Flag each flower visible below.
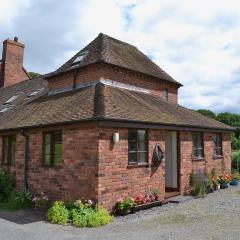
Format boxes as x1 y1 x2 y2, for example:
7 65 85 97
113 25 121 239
87 199 93 205
116 197 124 203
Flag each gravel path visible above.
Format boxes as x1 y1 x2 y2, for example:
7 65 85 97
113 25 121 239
1 186 240 240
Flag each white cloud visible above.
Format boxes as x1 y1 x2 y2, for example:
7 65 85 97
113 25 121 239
0 0 240 113
0 0 31 26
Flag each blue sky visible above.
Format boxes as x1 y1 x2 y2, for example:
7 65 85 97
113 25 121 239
0 0 240 113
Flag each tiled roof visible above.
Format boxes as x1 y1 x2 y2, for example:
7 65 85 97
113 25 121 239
0 79 233 131
45 33 182 86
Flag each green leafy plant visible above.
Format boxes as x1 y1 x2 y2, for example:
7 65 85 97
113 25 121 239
115 197 134 210
190 170 206 198
4 189 32 210
47 201 69 225
72 207 112 228
0 171 14 202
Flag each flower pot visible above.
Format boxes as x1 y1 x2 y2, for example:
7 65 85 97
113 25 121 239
133 201 162 213
214 184 220 190
117 208 131 216
230 179 239 186
220 183 228 189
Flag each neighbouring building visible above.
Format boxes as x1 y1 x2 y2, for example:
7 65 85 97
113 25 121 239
0 33 233 209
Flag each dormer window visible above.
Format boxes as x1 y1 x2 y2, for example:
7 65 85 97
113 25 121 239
72 51 87 65
27 88 44 98
4 95 19 104
162 88 168 101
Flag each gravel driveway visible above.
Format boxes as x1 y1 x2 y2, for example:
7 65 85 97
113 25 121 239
1 186 240 240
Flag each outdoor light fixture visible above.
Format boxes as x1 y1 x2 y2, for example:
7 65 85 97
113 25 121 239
112 133 119 143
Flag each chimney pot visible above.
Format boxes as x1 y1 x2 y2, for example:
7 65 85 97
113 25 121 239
14 37 18 42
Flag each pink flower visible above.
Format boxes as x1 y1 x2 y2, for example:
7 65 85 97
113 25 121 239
116 197 123 203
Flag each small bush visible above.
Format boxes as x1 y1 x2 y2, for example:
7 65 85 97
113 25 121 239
190 170 206 198
72 207 112 228
47 201 69 225
0 171 14 201
4 189 32 211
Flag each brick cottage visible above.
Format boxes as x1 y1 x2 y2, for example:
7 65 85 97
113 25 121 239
0 34 233 209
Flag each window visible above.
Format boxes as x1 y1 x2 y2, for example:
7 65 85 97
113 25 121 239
4 95 19 104
192 132 204 159
128 130 147 165
43 131 62 166
162 88 168 101
2 135 16 165
72 52 87 64
213 133 222 156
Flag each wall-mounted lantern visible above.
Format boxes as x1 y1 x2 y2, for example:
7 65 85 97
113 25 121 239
113 133 120 143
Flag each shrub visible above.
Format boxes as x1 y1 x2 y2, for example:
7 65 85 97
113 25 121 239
4 189 32 210
47 201 69 225
190 170 206 198
72 207 112 228
87 208 113 227
0 171 14 201
232 151 240 171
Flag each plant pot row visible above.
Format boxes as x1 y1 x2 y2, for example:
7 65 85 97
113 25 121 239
116 200 162 216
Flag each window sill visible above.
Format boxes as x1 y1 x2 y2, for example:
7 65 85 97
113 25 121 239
127 163 149 169
213 155 223 160
192 157 205 162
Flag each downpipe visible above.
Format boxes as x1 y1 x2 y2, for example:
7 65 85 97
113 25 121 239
21 129 29 191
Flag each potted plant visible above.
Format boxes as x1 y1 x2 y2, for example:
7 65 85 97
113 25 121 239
218 173 231 189
32 192 50 210
115 197 134 216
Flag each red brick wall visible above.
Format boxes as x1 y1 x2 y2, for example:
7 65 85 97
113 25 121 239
0 126 232 209
0 126 99 201
179 131 231 194
98 127 165 209
1 39 29 87
48 63 179 103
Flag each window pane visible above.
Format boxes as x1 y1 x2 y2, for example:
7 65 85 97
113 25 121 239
54 131 62 143
129 142 136 152
138 152 147 163
129 152 137 164
54 154 62 166
138 141 146 151
197 133 202 148
138 130 146 141
129 131 137 141
197 149 203 158
43 133 51 165
44 155 51 165
44 133 51 155
193 149 198 158
163 89 168 101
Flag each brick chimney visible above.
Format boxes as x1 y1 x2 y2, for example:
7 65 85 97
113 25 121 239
0 37 29 88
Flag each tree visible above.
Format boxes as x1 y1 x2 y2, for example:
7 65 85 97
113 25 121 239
28 72 41 79
196 109 216 119
216 112 240 128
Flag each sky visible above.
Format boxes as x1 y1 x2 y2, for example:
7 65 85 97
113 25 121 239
0 0 240 114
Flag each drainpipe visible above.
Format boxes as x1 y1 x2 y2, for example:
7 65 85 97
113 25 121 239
72 69 79 89
21 129 29 191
